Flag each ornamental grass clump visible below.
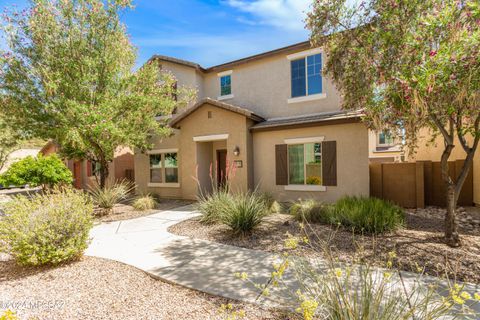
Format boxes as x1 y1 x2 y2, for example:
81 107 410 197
289 199 325 223
196 188 233 225
88 180 134 215
0 188 93 266
322 196 404 234
218 191 271 235
132 194 157 211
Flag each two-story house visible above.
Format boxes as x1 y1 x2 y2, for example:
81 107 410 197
134 41 370 202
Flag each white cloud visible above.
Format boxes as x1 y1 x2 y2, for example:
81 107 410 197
223 0 311 31
134 30 305 67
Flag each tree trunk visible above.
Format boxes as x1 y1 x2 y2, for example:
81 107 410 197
439 141 461 247
445 184 460 247
99 159 109 189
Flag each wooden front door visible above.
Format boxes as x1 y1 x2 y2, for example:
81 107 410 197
216 149 227 188
73 161 82 189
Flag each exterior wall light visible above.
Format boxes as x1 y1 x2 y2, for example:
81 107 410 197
233 146 240 156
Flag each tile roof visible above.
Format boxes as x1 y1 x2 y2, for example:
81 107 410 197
169 98 265 128
250 110 364 131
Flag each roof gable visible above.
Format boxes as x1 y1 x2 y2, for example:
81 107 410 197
169 98 265 129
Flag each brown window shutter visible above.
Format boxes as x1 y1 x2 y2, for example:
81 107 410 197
275 144 288 185
322 141 337 186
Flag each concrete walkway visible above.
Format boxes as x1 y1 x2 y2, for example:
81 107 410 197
85 205 293 306
86 205 480 314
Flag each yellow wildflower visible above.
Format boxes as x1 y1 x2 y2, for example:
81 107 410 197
386 261 393 268
298 299 319 320
388 251 397 259
284 237 299 250
452 295 465 305
474 293 480 301
383 272 392 279
334 268 343 278
460 291 472 300
262 288 270 296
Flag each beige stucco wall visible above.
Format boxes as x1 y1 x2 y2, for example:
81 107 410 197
134 130 183 198
412 128 479 206
252 122 370 203
135 104 253 200
159 61 203 110
202 53 342 119
368 130 403 161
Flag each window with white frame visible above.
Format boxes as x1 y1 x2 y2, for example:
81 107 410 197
288 142 322 185
377 131 394 146
291 53 322 98
220 75 231 96
149 152 178 183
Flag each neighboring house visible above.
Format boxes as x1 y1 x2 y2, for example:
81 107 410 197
368 130 404 163
0 148 41 174
410 128 479 206
40 141 134 189
134 41 370 202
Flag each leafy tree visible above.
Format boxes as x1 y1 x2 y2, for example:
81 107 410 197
0 112 22 172
307 0 480 246
0 0 192 188
0 154 73 189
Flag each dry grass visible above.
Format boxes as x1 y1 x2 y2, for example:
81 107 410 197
0 256 292 320
169 208 480 284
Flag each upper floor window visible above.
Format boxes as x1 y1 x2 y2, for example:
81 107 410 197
291 53 322 98
220 75 231 96
378 131 394 146
217 70 233 100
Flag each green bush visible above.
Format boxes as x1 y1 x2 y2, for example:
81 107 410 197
0 154 73 189
289 199 326 223
0 188 93 266
322 196 404 234
196 188 233 224
88 180 134 215
132 194 157 211
218 191 271 235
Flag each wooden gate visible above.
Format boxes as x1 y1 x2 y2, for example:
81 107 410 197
370 160 473 208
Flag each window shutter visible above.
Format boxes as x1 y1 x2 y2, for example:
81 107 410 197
322 141 337 186
275 144 288 185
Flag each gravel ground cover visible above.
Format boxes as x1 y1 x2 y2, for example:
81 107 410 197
96 199 194 223
169 207 480 284
0 256 293 320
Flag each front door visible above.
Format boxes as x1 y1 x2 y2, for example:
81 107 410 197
73 161 82 189
216 149 227 188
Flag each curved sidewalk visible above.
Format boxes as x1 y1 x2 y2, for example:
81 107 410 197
86 205 480 314
85 205 293 307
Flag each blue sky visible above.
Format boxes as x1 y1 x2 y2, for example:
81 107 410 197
0 0 311 67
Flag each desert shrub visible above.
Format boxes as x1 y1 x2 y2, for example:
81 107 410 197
132 194 157 211
196 188 233 224
289 199 326 223
0 188 93 266
322 196 404 234
218 191 271 234
240 233 479 320
0 154 72 189
88 180 134 215
258 192 283 213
